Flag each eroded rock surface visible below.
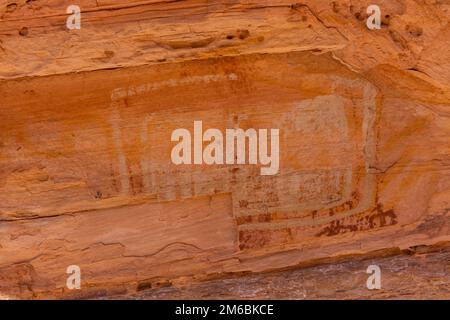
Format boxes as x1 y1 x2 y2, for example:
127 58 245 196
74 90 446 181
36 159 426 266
0 0 449 299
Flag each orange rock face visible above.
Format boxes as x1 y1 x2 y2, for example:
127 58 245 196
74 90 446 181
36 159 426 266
0 0 449 299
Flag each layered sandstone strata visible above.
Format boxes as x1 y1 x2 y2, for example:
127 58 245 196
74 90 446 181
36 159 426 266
0 0 449 299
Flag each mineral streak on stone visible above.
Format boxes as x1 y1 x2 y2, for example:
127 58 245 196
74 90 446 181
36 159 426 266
0 0 449 299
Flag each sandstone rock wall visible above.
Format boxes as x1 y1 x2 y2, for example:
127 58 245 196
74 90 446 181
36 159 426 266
0 0 449 299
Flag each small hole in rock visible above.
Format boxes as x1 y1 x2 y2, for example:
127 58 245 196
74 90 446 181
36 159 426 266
237 29 250 40
19 27 28 36
332 2 339 13
104 50 114 58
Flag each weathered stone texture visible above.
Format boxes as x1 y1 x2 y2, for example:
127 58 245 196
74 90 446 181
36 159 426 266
0 0 448 299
